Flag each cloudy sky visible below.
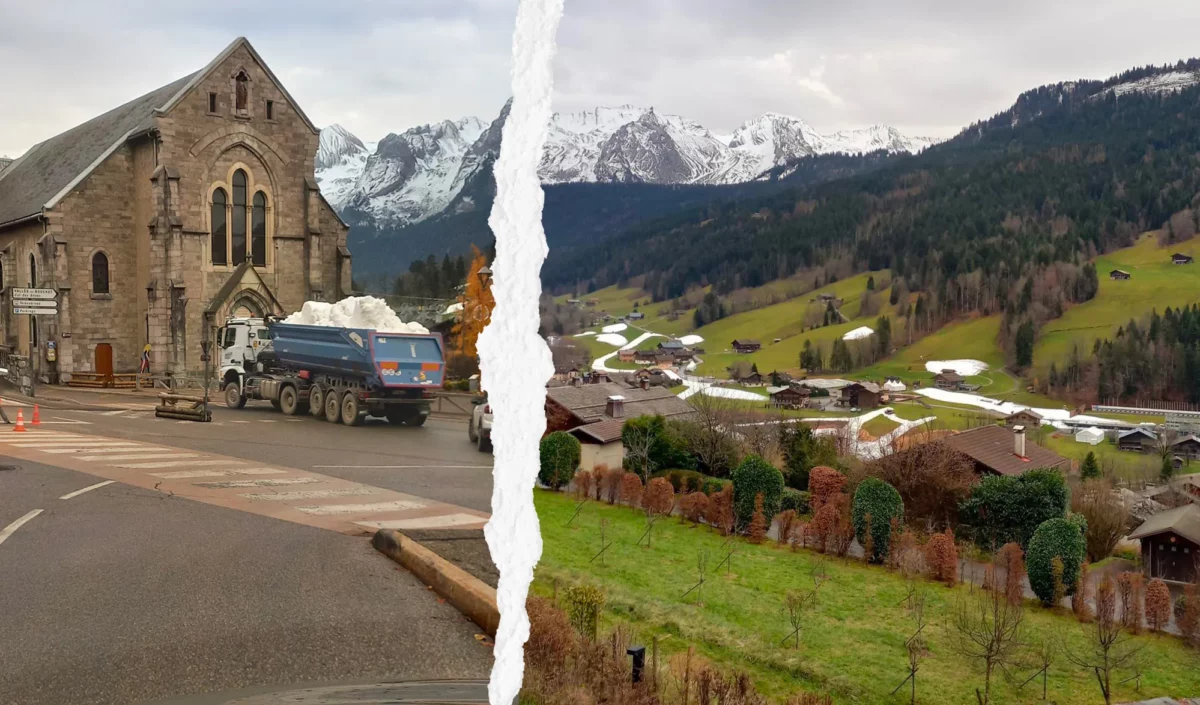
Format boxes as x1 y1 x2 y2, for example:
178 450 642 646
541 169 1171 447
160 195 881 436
553 0 1200 138
0 0 516 158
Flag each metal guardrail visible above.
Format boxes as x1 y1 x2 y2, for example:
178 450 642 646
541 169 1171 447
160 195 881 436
427 391 475 417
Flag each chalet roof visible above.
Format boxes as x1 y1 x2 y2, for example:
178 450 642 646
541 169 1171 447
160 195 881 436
935 370 964 382
1119 428 1158 441
1111 269 1131 275
1005 409 1044 421
1172 253 1194 260
546 382 694 423
1127 503 1200 546
766 386 793 395
732 339 760 346
942 424 1069 476
1171 434 1200 447
569 419 625 445
846 381 881 394
659 340 684 349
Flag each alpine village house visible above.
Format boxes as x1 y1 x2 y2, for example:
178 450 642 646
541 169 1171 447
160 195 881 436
0 38 350 384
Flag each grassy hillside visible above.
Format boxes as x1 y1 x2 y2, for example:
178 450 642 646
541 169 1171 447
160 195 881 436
1034 231 1200 368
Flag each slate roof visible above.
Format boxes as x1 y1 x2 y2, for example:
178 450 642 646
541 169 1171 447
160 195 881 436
1119 428 1158 441
935 370 964 383
1128 503 1200 546
942 424 1069 476
546 382 694 423
1005 409 1044 421
0 73 195 228
569 419 625 444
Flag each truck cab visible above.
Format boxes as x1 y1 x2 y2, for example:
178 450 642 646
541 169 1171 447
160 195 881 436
217 317 274 399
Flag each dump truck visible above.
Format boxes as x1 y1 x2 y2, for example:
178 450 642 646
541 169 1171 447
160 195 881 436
217 316 444 426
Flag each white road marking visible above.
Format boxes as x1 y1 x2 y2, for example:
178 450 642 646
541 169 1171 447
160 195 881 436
240 488 380 501
230 421 250 424
0 509 43 546
40 445 148 454
110 458 242 468
10 440 134 447
311 465 493 469
43 418 91 425
295 499 428 515
86 453 201 462
258 420 277 423
193 477 321 488
149 468 285 479
101 410 128 416
59 480 116 500
356 513 486 530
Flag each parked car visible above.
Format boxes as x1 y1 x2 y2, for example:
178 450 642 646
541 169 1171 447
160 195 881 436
468 393 492 452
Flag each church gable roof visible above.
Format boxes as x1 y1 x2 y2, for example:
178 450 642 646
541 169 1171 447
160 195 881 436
0 72 195 228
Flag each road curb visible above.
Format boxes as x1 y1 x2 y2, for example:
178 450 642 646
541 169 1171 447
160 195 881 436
371 528 499 636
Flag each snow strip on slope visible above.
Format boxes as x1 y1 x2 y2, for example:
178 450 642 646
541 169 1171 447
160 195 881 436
915 388 1110 429
283 296 429 334
574 331 596 337
591 331 664 372
595 333 628 346
843 326 874 341
601 322 628 333
679 334 704 345
924 359 988 376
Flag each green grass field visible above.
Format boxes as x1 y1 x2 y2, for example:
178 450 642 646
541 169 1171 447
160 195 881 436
861 415 900 437
1034 232 1200 370
533 491 1198 705
857 316 1005 384
1039 432 1170 484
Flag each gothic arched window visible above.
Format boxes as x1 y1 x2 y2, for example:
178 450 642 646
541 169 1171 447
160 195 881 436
211 188 228 265
252 192 267 266
92 252 110 294
231 170 247 266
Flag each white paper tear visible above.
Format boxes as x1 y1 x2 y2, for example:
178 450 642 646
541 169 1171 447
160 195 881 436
478 1 564 703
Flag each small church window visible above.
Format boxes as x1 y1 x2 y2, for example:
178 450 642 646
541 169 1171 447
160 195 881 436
92 252 109 294
235 71 249 113
208 92 218 113
251 192 267 266
29 254 36 287
266 100 274 120
211 189 228 265
231 170 247 266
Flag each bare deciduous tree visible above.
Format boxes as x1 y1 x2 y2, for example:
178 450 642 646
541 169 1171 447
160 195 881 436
684 390 739 476
1063 574 1143 705
1071 479 1129 562
948 566 1027 705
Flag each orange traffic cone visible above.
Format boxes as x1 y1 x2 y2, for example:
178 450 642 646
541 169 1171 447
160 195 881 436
13 409 26 432
31 404 40 427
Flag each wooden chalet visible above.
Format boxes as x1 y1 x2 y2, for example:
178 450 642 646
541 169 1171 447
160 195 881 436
732 339 761 354
1172 253 1195 265
767 385 810 409
941 424 1070 477
933 370 965 391
1118 428 1158 453
1004 409 1045 428
1109 269 1131 280
1128 504 1200 583
838 382 881 409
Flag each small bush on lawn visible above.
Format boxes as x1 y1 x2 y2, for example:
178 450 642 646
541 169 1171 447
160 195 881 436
573 469 593 500
706 484 735 535
620 472 643 508
1146 578 1172 632
644 477 676 516
781 488 811 515
926 529 958 585
657 468 708 493
748 494 768 544
539 432 580 490
808 466 846 512
810 493 853 556
776 509 797 546
851 478 904 563
600 465 624 504
680 491 709 524
701 477 730 495
1027 517 1086 607
731 455 785 531
562 584 605 640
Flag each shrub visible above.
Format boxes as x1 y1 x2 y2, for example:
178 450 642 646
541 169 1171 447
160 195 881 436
1050 557 1067 608
1118 571 1145 633
1178 583 1200 647
657 468 708 493
1080 451 1100 479
780 488 811 515
1027 518 1086 606
868 440 975 527
622 415 697 478
776 509 797 547
1071 479 1128 562
810 493 853 556
748 494 767 544
525 596 575 678
619 472 643 508
562 584 605 640
600 466 624 504
958 468 1069 550
731 455 785 531
590 465 605 501
1073 561 1092 622
701 477 729 496
706 484 735 535
643 477 675 516
539 432 580 490
679 491 709 523
779 425 840 490
573 469 594 500
1146 578 1172 632
851 478 904 563
926 529 958 585
995 542 1026 607
808 466 846 512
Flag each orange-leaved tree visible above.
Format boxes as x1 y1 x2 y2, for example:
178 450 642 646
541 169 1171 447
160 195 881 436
453 245 495 360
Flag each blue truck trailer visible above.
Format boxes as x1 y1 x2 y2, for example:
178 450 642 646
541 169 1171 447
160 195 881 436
218 316 445 427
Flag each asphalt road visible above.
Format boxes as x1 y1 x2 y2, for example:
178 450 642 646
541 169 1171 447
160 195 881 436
41 401 493 513
0 416 495 705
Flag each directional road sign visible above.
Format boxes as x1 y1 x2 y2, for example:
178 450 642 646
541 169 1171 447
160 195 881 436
10 288 56 300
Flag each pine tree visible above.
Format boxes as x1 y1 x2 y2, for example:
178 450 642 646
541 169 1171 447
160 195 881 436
1080 452 1100 480
866 275 875 290
1160 455 1175 482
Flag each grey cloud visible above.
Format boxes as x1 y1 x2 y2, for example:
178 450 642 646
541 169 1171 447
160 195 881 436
552 0 1200 137
0 0 516 157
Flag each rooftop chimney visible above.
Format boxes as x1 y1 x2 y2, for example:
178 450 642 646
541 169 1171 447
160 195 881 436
640 378 649 390
606 395 626 419
1013 425 1026 458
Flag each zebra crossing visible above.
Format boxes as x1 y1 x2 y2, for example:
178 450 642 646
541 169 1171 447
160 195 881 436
0 429 489 534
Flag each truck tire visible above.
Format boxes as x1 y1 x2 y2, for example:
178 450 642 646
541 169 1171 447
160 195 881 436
324 391 342 423
309 387 325 418
467 416 478 442
224 382 246 409
477 433 492 453
385 410 405 425
341 392 364 426
271 399 283 412
279 386 300 416
406 413 428 427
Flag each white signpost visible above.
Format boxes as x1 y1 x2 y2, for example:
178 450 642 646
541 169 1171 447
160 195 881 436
11 288 58 316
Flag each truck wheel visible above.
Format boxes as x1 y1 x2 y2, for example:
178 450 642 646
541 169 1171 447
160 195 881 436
385 410 404 425
309 387 325 418
477 433 492 453
325 391 342 423
279 386 300 416
271 399 283 412
341 392 363 426
406 413 428 427
467 417 478 442
224 382 246 409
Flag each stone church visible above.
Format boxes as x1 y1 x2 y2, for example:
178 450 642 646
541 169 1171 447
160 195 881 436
0 37 350 383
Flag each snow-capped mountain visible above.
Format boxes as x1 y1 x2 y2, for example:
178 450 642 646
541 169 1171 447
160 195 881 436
315 105 936 227
316 116 486 227
538 106 938 185
1095 69 1200 99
